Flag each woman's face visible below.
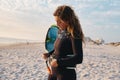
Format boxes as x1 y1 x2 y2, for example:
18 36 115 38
55 16 68 30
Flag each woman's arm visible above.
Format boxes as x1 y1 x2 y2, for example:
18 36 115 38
57 38 83 67
42 49 54 60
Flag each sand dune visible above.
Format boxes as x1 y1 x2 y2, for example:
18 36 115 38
0 43 120 80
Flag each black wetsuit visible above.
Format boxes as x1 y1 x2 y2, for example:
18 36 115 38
48 30 83 80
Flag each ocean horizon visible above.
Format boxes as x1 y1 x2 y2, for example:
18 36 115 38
0 37 42 45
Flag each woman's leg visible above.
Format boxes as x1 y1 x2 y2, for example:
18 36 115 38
48 74 57 80
57 69 76 80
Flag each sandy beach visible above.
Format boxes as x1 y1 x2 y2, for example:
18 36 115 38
0 43 120 80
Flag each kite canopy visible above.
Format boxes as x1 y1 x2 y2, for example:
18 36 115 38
45 25 59 52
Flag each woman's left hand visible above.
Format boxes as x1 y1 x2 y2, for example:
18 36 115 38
50 59 58 67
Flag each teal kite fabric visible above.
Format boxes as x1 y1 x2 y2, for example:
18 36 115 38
45 25 58 52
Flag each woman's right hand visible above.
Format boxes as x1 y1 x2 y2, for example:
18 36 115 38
42 53 49 60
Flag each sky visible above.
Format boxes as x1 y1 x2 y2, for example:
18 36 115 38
0 0 120 43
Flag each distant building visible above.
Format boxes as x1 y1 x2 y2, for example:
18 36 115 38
94 39 105 45
85 37 105 45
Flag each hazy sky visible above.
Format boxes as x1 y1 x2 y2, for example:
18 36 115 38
0 0 120 42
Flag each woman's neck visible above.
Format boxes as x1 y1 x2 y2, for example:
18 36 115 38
60 27 67 30
60 28 67 32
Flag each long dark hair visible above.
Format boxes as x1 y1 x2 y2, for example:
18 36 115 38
53 5 84 42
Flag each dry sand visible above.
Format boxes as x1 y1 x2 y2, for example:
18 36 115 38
0 43 120 80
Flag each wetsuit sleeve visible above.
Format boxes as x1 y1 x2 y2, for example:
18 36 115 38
57 38 83 67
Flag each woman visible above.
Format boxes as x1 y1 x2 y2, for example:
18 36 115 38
43 5 84 80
